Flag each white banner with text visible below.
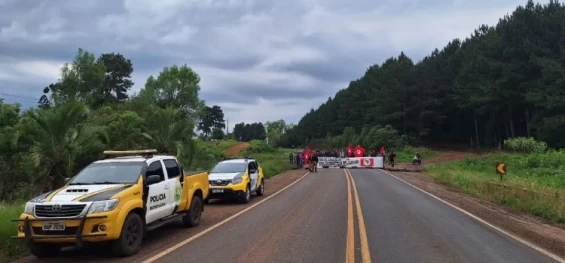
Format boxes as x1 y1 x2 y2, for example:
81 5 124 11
316 157 384 169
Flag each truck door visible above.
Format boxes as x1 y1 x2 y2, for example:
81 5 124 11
248 161 259 192
145 161 170 224
163 159 183 214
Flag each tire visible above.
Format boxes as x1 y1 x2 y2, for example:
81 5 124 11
28 242 60 258
182 195 203 227
111 212 144 257
240 185 251 203
256 179 264 196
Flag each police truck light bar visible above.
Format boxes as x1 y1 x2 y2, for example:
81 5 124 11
103 149 158 158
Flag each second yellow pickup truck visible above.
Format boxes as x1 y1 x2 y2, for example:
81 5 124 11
13 150 209 258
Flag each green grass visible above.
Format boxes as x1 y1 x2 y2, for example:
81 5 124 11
425 150 565 224
208 139 240 152
252 149 295 179
0 202 26 263
394 146 440 163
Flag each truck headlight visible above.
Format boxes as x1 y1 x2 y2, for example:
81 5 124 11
23 202 35 215
232 177 243 184
88 199 119 214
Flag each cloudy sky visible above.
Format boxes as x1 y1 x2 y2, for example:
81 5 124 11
0 0 538 131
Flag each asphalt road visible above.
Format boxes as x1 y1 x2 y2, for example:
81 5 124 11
15 168 560 263
350 169 556 263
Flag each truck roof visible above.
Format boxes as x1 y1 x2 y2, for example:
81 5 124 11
220 158 255 164
95 155 176 164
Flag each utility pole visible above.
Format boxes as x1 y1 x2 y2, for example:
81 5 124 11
226 119 229 135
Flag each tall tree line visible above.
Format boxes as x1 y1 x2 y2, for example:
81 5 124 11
282 1 565 148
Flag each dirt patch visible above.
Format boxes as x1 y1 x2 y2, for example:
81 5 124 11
390 171 565 259
224 142 250 156
13 169 308 263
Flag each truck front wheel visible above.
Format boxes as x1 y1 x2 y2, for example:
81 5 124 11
112 212 144 257
256 179 264 196
28 242 60 258
182 195 202 227
239 185 251 203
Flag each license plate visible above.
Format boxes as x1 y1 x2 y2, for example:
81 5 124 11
212 189 224 193
42 221 65 231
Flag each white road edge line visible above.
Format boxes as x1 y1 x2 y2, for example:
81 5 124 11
379 169 565 263
142 171 311 263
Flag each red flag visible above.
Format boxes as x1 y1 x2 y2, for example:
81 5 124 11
354 145 365 157
303 148 311 163
347 145 354 157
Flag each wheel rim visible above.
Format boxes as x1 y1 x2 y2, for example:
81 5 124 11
246 187 250 200
125 220 140 247
260 182 264 192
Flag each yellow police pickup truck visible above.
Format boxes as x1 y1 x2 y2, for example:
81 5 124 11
13 150 209 258
206 157 265 204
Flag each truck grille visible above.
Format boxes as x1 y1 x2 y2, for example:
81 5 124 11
35 204 87 218
32 227 79 235
209 180 231 186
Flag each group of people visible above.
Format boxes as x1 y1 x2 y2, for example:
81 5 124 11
289 148 423 169
289 152 319 172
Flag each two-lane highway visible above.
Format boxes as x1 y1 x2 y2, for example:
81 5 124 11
16 169 561 263
147 168 558 263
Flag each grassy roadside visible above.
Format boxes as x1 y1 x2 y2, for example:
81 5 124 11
395 146 441 163
0 202 26 263
240 140 294 178
425 150 565 224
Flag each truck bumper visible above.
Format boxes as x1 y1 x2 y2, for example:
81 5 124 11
12 215 110 247
208 189 246 199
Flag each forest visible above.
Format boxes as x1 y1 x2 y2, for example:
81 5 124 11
0 48 276 202
280 0 565 150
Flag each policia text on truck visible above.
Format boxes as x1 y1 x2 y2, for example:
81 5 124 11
12 149 210 258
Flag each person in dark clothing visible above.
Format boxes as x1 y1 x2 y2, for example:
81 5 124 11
310 153 319 172
389 151 396 167
289 152 294 164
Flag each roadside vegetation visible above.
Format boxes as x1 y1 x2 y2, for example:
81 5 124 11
0 49 294 262
426 137 565 224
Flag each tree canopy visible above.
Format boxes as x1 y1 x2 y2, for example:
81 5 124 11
281 0 565 149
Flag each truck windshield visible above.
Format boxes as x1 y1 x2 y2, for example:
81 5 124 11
69 162 146 185
210 162 247 173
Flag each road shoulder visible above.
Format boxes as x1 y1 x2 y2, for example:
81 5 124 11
389 170 565 260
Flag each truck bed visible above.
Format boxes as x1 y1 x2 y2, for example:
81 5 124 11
184 170 207 176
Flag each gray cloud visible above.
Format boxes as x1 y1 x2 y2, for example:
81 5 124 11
0 0 532 130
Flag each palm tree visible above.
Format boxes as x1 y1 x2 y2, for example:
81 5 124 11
142 106 196 166
17 102 108 191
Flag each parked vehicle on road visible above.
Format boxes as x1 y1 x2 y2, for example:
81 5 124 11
13 149 209 258
206 157 265 203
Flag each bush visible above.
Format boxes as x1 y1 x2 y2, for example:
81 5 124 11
504 137 548 153
247 140 275 153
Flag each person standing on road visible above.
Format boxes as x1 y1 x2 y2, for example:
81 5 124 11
289 152 294 164
389 150 396 167
310 153 319 172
